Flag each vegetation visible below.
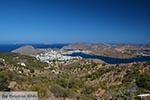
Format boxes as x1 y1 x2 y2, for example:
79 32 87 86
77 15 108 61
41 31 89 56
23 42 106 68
0 52 150 99
0 52 48 70
0 72 9 91
136 74 150 90
87 67 112 80
29 84 49 98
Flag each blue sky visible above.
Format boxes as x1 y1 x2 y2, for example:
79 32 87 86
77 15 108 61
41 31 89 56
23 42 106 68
0 0 149 44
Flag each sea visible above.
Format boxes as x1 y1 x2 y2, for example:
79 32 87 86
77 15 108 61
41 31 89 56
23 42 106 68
0 44 68 52
0 44 150 64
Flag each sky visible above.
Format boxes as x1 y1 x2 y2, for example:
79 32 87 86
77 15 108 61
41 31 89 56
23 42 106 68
0 0 149 44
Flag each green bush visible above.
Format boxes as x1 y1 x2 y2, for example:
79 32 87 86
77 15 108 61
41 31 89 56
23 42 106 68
68 79 84 89
0 72 9 91
50 85 64 97
29 84 48 98
81 85 96 95
136 74 150 89
50 84 77 99
56 78 68 88
87 68 112 80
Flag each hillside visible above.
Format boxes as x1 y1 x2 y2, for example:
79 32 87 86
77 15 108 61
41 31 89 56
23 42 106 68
12 45 43 55
62 43 150 58
0 52 150 100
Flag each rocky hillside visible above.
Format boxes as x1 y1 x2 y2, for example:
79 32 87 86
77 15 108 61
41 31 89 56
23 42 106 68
11 43 150 58
12 45 43 55
0 52 150 100
62 43 150 58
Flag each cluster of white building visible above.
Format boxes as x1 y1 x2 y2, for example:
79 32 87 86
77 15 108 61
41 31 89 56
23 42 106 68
35 50 81 64
62 49 90 54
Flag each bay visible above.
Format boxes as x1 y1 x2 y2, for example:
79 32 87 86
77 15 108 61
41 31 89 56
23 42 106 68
66 52 150 64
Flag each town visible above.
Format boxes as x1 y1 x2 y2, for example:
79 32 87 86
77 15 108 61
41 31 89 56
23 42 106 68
35 49 84 65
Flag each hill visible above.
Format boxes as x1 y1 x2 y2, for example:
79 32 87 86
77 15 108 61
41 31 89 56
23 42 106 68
0 52 150 100
62 43 150 58
12 45 43 55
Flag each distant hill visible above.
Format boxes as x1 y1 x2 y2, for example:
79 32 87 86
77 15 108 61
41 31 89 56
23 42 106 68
12 45 43 55
62 42 150 58
12 43 150 58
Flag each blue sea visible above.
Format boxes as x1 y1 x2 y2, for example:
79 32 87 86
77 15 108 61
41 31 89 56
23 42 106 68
0 44 68 52
66 52 150 64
